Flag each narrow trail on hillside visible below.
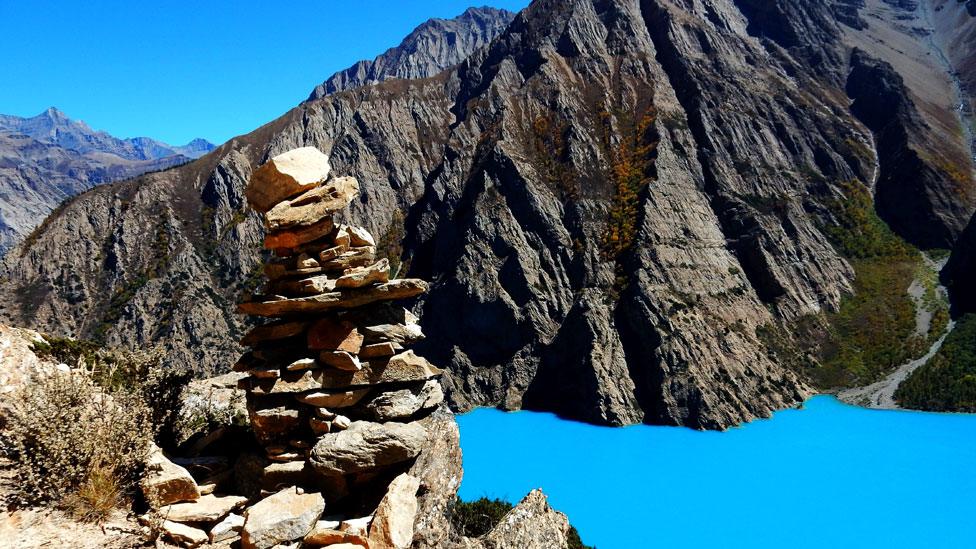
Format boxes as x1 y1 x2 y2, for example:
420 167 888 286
839 255 955 409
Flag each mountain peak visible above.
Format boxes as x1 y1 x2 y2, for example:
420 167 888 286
307 5 516 101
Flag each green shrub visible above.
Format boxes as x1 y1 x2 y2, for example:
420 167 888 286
452 497 513 538
807 180 928 387
896 314 976 411
0 369 153 519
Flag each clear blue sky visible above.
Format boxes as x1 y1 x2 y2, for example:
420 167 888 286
0 1 528 146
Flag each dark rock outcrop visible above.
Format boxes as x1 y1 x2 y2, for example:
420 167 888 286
947 214 976 313
3 0 976 429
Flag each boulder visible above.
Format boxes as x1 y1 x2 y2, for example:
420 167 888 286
248 404 302 444
159 493 248 523
161 520 209 548
335 259 390 289
265 176 360 231
242 487 326 549
238 279 427 317
368 473 421 549
210 513 246 543
309 421 426 476
246 147 332 212
141 446 200 507
355 380 444 421
264 247 375 280
265 217 335 250
245 351 443 394
307 319 364 353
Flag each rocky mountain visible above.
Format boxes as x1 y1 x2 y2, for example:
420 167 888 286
307 7 515 100
0 108 215 253
2 0 975 430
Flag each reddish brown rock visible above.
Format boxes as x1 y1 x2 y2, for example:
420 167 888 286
264 217 335 250
319 351 362 372
359 342 397 359
241 321 309 346
307 319 364 353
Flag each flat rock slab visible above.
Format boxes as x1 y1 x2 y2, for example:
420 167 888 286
238 279 427 317
241 321 309 346
309 421 427 476
295 389 371 408
242 487 325 549
246 147 332 212
210 513 246 543
245 351 443 394
335 258 390 289
159 493 248 523
265 176 359 231
303 526 369 547
265 217 335 250
162 520 208 548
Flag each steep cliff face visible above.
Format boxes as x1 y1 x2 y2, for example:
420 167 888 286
3 0 975 429
0 108 214 253
307 7 515 100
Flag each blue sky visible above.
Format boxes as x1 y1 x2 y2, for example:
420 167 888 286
0 1 528 146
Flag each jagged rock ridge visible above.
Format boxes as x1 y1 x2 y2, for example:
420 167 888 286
0 107 215 253
307 6 515 100
2 0 975 430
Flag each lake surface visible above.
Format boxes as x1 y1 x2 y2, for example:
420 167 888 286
457 396 976 548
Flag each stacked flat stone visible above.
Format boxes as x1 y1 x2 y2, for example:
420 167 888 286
233 147 443 547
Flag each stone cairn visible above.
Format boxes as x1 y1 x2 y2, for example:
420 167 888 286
142 147 445 549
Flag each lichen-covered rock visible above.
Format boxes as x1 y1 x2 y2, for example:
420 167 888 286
482 489 572 549
354 380 443 421
309 421 426 476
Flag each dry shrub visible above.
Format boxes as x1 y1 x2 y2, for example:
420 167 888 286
0 368 153 519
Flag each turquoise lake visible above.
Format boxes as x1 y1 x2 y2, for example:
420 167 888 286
457 396 976 548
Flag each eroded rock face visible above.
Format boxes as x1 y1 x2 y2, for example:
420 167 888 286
5 0 975 430
481 490 573 549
